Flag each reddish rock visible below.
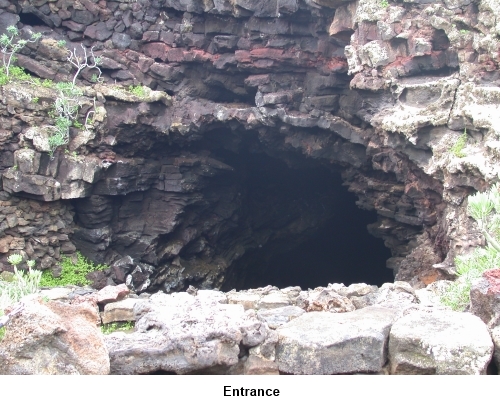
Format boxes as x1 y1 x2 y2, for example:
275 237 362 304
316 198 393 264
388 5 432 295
0 296 109 375
470 273 500 328
483 269 500 294
142 42 171 61
95 284 130 304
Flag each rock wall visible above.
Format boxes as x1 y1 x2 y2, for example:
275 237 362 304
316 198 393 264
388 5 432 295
0 0 498 290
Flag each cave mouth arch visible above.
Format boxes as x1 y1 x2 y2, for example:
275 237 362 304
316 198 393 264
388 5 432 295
199 140 394 292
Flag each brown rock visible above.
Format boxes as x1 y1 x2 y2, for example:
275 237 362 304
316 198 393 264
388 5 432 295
95 284 130 304
0 235 13 253
243 355 279 375
16 55 57 80
0 296 110 374
470 272 500 329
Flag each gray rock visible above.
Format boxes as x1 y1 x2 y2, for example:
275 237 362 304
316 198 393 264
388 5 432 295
105 291 267 374
257 305 305 329
243 355 279 375
227 290 261 310
259 291 291 309
112 32 132 50
101 298 140 324
276 306 398 374
2 168 62 201
389 310 493 374
84 22 113 41
300 288 356 313
39 287 72 301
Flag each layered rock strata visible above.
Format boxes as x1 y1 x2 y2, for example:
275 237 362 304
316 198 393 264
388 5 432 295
0 0 499 290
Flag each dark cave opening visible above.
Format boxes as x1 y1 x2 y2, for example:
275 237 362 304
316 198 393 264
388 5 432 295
19 12 47 27
243 196 394 290
208 140 393 291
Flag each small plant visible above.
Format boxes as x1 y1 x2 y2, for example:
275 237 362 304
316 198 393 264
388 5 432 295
380 0 389 8
57 39 66 48
47 44 100 157
1 254 42 312
128 85 146 97
101 321 135 335
450 128 468 158
48 82 84 158
32 96 39 103
90 73 102 83
41 78 54 88
440 185 500 310
40 251 106 287
179 18 193 33
7 254 23 270
66 43 102 87
0 26 41 77
460 29 469 34
73 120 84 129
0 65 35 86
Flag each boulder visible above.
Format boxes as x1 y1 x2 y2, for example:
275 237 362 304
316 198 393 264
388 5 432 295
0 296 109 375
470 269 500 328
95 284 130 304
101 298 140 324
105 291 267 374
389 310 493 374
276 306 398 374
2 168 62 201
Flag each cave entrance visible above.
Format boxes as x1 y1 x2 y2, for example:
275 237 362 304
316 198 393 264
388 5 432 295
232 198 393 291
209 143 393 291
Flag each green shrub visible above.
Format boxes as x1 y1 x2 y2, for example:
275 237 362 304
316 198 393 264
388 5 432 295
441 246 500 310
128 85 146 97
440 185 500 310
101 321 135 335
450 129 468 158
0 254 42 341
1 255 41 307
0 25 41 77
40 251 106 287
48 82 84 157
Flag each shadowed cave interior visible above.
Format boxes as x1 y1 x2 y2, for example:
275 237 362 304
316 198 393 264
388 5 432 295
73 130 394 292
198 138 394 291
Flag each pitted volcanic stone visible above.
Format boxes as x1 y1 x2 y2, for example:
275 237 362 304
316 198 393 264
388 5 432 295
276 306 398 374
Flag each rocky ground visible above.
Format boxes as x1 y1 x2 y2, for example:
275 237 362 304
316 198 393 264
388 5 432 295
1 271 500 375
